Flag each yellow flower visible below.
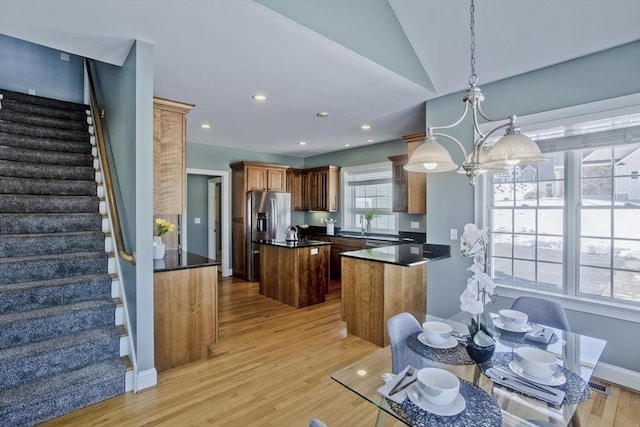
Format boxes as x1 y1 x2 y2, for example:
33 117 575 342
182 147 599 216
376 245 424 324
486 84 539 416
155 218 175 236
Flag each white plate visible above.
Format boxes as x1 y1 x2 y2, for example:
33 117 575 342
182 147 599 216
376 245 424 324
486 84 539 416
418 333 458 349
508 360 566 386
407 384 466 416
493 319 533 333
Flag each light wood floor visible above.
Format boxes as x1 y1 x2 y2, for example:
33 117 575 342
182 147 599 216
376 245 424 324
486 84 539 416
41 276 639 426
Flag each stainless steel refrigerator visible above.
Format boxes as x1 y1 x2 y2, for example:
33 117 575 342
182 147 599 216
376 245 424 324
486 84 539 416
246 191 292 282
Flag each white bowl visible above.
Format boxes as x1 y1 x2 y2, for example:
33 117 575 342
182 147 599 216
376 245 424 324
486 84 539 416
422 321 452 345
499 309 528 329
515 347 558 379
416 368 460 406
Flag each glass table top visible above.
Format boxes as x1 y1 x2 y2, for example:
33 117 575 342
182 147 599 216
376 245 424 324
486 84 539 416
331 314 606 427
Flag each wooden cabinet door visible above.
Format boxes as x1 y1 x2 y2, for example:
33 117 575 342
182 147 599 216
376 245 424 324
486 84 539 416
231 219 245 278
390 155 409 212
287 170 306 211
267 168 286 192
246 166 267 191
153 98 193 214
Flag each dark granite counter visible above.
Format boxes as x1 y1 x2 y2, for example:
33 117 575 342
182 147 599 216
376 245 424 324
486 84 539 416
298 225 425 244
153 250 221 273
254 239 333 248
340 243 450 267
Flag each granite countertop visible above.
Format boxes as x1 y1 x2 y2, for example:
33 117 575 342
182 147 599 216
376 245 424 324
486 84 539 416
254 239 333 248
340 243 451 267
153 250 221 273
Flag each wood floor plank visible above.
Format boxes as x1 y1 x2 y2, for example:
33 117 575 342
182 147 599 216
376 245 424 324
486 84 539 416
39 276 636 427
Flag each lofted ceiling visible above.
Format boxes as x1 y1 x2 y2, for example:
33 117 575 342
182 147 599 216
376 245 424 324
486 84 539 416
0 0 638 158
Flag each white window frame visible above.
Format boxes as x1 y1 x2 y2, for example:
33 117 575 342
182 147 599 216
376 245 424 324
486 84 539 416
341 162 398 233
476 94 640 323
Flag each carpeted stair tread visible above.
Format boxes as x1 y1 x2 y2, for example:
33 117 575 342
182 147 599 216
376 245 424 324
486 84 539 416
0 109 89 132
0 194 99 214
0 176 96 196
0 88 89 112
0 131 91 154
0 213 102 234
0 159 95 181
0 273 112 315
0 299 115 349
0 326 120 390
0 143 93 166
0 231 105 258
0 251 108 285
0 118 90 143
0 358 125 427
0 98 88 122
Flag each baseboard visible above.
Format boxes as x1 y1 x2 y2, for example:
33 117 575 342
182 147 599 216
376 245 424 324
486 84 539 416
594 362 640 392
135 368 157 392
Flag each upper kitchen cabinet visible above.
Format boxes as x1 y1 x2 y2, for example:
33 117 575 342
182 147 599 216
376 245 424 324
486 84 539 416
307 165 339 212
287 169 308 211
389 133 427 214
244 163 288 192
153 97 194 214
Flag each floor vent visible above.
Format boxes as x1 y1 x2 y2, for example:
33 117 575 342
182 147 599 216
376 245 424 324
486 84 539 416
589 381 610 395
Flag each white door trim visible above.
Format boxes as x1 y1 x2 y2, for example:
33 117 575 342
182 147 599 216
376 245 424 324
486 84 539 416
186 168 232 277
207 178 221 260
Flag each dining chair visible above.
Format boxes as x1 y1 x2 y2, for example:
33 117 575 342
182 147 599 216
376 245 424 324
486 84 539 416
511 296 571 331
387 312 425 374
309 419 328 427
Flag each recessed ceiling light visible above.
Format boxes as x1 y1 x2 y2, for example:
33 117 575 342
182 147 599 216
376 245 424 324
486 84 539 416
317 112 329 118
361 124 371 130
298 141 306 145
367 139 373 143
345 144 350 147
252 94 267 101
200 124 211 129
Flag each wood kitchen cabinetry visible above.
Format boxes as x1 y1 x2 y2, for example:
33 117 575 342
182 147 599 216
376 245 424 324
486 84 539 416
230 161 289 278
287 169 308 211
391 133 427 214
154 265 218 372
306 165 339 212
153 97 194 215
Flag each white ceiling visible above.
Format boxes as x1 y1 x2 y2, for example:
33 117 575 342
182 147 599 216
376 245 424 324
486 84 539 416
1 0 638 158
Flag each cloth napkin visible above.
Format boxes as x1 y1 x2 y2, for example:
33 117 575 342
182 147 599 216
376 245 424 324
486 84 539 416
486 368 565 406
525 327 556 344
376 365 415 404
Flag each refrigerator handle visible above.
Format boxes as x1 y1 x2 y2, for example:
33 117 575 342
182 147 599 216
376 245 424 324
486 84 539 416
271 197 277 238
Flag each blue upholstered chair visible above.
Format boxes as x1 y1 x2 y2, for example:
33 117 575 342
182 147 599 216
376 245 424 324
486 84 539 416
511 296 571 331
309 419 328 427
387 312 425 374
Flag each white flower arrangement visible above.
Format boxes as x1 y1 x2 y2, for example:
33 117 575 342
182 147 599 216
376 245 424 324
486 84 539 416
459 223 496 346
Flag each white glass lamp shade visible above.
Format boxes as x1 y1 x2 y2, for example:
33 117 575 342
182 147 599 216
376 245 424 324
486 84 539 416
404 140 458 173
484 132 545 168
458 147 506 174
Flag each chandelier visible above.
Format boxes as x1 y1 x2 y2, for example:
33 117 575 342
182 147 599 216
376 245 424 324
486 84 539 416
404 0 545 185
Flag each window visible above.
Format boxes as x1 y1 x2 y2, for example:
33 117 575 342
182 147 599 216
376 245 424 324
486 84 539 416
341 163 396 232
484 109 640 308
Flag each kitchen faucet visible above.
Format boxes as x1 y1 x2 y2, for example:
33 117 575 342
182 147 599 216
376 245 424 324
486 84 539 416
360 214 366 235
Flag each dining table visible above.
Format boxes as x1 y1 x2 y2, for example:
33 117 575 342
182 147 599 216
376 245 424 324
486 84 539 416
331 313 607 427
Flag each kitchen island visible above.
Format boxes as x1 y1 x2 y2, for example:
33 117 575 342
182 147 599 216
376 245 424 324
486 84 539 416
256 239 332 308
340 243 450 347
153 251 221 372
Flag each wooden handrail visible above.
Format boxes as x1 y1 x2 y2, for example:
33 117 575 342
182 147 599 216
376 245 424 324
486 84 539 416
85 59 136 264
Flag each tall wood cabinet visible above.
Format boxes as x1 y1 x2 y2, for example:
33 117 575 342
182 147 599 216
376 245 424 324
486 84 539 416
230 162 289 278
287 169 308 211
153 97 194 215
389 133 427 214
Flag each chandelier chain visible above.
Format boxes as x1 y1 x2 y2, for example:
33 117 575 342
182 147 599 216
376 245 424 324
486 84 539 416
469 0 477 86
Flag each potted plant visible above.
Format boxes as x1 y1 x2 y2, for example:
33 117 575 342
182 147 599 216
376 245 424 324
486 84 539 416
363 209 378 232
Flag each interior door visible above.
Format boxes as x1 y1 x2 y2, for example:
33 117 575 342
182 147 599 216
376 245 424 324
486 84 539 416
208 178 222 260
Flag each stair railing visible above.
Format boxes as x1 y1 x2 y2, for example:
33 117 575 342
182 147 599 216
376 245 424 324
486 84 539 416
85 59 136 264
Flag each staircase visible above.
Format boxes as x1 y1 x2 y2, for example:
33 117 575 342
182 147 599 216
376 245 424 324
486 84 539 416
0 89 129 426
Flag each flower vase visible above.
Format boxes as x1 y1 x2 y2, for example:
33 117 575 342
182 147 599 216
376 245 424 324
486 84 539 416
366 220 372 232
153 236 166 260
465 339 496 364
